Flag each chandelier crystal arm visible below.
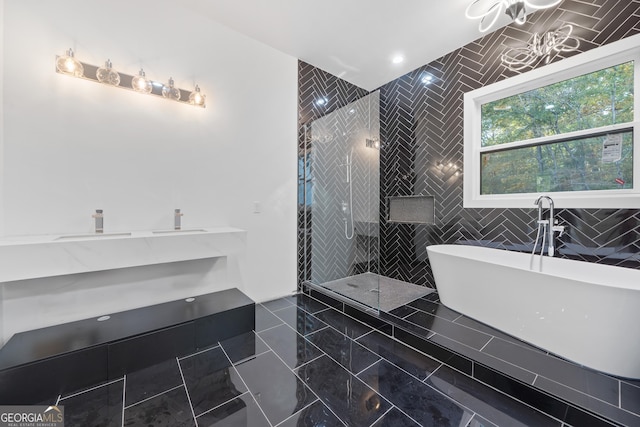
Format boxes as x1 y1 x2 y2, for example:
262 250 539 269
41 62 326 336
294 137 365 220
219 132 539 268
478 2 506 33
466 0 563 33
524 0 562 10
466 0 509 19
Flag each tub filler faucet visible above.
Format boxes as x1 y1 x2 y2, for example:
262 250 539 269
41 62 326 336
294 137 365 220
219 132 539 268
92 209 104 234
534 195 564 256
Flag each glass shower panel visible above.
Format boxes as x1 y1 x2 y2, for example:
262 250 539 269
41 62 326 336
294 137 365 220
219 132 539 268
306 91 380 311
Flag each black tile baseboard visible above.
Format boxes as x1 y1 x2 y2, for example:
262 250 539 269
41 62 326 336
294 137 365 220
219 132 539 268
0 288 255 404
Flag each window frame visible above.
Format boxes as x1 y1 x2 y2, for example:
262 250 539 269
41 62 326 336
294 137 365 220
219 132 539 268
464 33 640 209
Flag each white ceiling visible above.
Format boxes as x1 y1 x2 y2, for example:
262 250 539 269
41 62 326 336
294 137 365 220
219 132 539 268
182 0 512 91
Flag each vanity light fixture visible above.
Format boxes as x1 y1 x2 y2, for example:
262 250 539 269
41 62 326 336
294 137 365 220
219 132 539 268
162 77 181 101
188 84 206 107
501 24 580 71
131 68 153 94
465 0 562 33
54 49 206 108
96 59 121 86
55 48 84 77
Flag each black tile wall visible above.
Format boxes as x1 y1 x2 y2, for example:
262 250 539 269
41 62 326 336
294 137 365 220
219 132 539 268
298 0 640 289
298 61 369 133
378 0 640 286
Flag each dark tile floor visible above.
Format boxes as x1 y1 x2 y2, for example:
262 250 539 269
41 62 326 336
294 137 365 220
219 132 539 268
384 292 640 427
40 292 614 426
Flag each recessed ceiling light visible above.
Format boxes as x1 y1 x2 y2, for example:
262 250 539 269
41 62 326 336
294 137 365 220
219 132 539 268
392 55 404 64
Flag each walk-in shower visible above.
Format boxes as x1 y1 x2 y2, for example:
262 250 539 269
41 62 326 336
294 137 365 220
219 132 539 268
300 91 431 312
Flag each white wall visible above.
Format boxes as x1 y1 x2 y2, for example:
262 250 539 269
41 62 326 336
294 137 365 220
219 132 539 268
0 0 4 331
1 0 298 311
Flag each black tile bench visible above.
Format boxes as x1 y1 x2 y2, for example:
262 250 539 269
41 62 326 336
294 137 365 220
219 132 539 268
0 288 255 404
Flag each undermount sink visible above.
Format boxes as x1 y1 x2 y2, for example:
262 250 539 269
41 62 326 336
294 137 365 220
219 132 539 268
152 229 207 234
55 232 132 241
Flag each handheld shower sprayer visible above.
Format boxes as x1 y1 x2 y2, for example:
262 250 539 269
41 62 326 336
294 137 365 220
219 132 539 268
345 152 351 183
342 148 354 240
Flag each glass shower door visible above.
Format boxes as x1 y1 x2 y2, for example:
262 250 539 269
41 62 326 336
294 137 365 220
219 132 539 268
304 91 380 311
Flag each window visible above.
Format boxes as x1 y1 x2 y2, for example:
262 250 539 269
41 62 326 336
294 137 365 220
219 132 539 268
464 34 640 208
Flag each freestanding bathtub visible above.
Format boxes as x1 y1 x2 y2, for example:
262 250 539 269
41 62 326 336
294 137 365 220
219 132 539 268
426 244 640 379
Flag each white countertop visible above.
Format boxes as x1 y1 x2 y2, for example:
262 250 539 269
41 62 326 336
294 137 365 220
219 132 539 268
0 227 246 282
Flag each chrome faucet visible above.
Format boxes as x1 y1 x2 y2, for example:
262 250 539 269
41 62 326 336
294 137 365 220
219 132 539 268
92 209 104 234
174 209 183 230
534 195 564 256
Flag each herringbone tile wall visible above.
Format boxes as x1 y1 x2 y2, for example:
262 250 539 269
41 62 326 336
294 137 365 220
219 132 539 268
299 0 640 288
380 0 640 287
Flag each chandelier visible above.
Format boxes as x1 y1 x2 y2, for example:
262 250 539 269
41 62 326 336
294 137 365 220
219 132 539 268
501 24 580 71
465 0 563 33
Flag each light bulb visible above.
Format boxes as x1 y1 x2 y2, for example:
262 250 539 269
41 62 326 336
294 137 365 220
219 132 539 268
131 68 152 94
96 59 120 86
188 85 206 107
56 48 84 77
162 77 181 101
